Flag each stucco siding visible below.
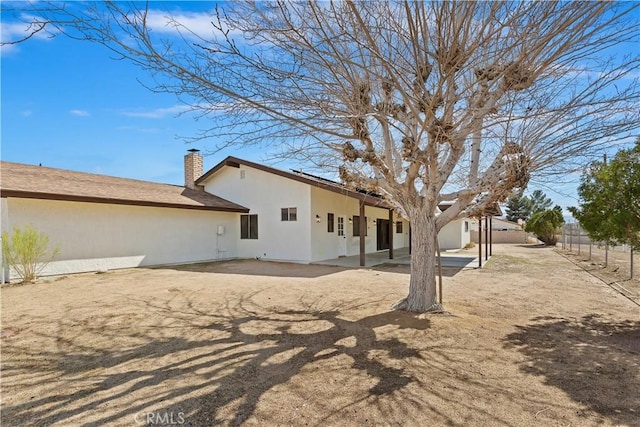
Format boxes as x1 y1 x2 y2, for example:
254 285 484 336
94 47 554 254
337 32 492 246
2 198 238 279
438 220 470 251
203 166 312 262
309 187 408 262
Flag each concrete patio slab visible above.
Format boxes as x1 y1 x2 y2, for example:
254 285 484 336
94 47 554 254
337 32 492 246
312 247 485 269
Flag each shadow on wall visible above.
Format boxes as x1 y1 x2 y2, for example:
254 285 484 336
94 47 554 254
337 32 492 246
504 314 640 426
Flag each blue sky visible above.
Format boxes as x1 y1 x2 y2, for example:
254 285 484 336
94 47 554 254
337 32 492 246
1 2 637 217
1 2 278 185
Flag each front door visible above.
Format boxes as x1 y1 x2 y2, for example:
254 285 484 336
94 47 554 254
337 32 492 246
377 219 390 250
337 216 347 257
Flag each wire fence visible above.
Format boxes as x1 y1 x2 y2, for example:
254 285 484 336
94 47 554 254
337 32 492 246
560 223 637 282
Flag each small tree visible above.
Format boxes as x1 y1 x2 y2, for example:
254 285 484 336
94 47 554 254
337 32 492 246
569 140 640 251
1 225 60 283
525 207 564 245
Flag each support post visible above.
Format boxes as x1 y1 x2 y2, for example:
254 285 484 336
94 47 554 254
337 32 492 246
484 216 489 261
359 201 366 267
478 216 483 268
631 248 634 280
489 216 493 256
388 209 394 260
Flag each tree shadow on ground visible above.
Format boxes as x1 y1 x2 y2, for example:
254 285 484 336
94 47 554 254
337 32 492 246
158 259 349 278
503 314 640 425
1 294 428 426
371 263 464 277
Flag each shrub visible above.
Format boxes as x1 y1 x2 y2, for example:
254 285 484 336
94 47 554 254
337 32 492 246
524 208 564 246
1 225 60 283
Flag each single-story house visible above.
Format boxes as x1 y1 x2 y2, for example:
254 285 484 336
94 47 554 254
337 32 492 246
1 150 478 280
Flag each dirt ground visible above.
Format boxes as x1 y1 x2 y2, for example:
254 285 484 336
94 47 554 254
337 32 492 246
558 245 640 301
1 244 639 427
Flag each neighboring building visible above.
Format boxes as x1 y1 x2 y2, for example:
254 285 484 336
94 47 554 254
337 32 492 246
469 216 526 244
1 151 480 280
469 217 522 231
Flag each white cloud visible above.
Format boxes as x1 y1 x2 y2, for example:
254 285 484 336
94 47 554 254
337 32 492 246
69 109 91 117
145 9 218 40
1 14 57 56
144 8 243 41
121 105 191 119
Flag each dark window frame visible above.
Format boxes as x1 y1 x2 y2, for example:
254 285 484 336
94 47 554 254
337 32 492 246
396 221 403 234
241 214 259 239
327 213 335 233
353 215 368 237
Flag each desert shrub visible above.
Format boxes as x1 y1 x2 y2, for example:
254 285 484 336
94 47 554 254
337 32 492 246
1 225 60 283
464 241 476 249
525 208 564 246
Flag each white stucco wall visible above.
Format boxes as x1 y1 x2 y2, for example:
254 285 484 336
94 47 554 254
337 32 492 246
202 165 409 263
438 219 470 251
203 165 313 262
309 187 408 262
2 197 239 280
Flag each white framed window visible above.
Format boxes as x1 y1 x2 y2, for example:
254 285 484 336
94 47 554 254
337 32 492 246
281 207 297 221
337 216 345 236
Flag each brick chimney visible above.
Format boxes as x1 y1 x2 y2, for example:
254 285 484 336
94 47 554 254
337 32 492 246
184 149 203 189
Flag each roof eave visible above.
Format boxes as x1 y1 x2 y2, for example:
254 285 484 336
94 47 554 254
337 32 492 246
0 190 250 213
197 156 393 209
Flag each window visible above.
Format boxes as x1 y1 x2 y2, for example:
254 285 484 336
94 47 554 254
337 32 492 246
353 216 368 236
464 221 469 232
327 213 335 232
281 207 297 221
396 221 403 234
241 214 258 239
337 216 345 236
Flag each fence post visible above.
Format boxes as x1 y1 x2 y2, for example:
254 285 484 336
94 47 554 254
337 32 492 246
589 238 592 260
631 248 635 280
569 224 573 251
577 225 581 255
605 243 609 267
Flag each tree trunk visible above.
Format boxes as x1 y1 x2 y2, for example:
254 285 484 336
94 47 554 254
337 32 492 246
393 211 440 312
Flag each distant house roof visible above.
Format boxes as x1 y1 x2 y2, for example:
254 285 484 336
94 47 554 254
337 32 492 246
0 161 249 213
197 156 391 208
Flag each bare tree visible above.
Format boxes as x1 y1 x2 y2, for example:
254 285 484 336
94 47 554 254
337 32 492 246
6 1 639 312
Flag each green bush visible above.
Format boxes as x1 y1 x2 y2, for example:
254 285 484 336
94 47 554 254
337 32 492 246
2 225 60 283
524 208 564 246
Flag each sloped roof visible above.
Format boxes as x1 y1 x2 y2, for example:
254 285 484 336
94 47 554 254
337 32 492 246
196 156 391 208
0 161 249 213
